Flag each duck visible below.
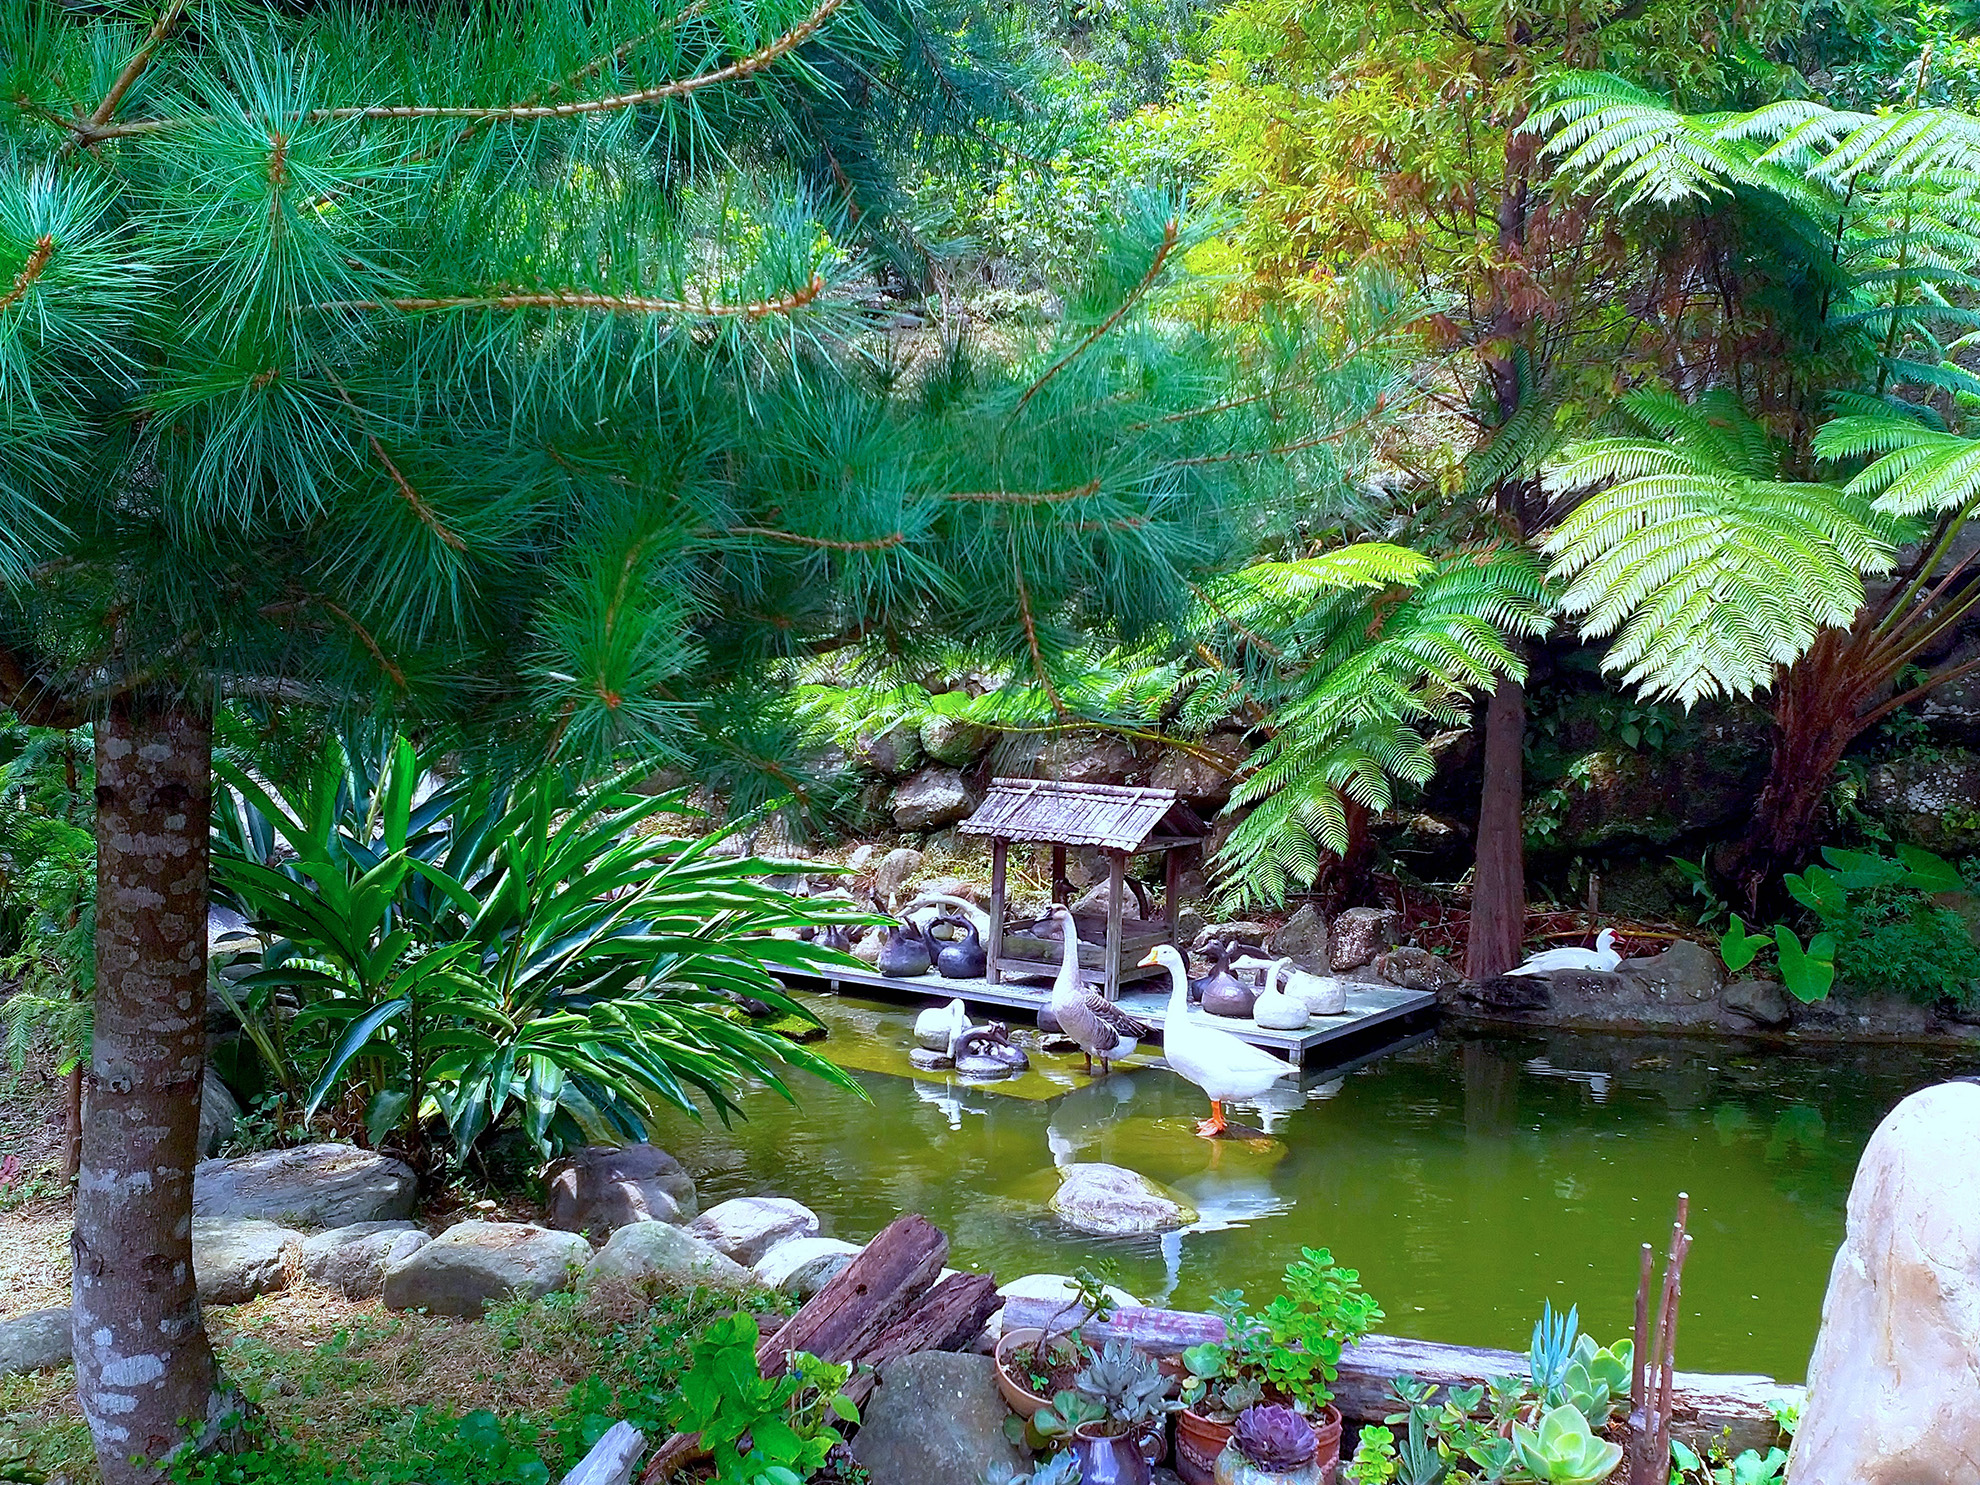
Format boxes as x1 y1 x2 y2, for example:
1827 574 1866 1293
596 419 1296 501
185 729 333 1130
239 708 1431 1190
930 916 987 978
1045 903 1149 1076
1257 956 1347 1017
913 997 969 1054
1194 940 1257 1019
877 921 935 978
1252 964 1312 1030
953 1022 1030 1077
1506 928 1621 976
1139 945 1296 1137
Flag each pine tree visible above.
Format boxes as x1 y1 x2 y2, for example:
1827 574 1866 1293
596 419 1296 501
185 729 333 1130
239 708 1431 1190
0 1 1378 1477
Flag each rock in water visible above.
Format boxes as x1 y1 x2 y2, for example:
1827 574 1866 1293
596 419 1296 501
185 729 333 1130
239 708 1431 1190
585 1222 750 1287
1619 939 1722 1005
1790 1081 1980 1485
0 1308 72 1375
850 1352 1027 1485
1049 1162 1197 1235
543 1144 699 1235
300 1222 431 1300
1719 978 1792 1030
193 1218 301 1304
688 1196 821 1265
194 1143 418 1228
381 1221 592 1317
1372 946 1463 993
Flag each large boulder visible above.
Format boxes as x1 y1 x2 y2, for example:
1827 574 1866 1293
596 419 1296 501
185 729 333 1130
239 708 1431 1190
299 1222 431 1300
193 1218 301 1305
687 1197 821 1265
752 1236 863 1298
1619 939 1722 1006
1720 978 1792 1031
193 1142 417 1229
1194 921 1271 952
875 847 925 906
1270 905 1330 971
1049 1163 1196 1236
585 1221 750 1288
1865 749 1980 853
1790 1081 1980 1485
850 1352 1027 1485
199 1067 240 1157
1329 907 1397 972
854 719 925 778
892 766 976 832
921 715 994 767
544 1145 699 1236
1373 946 1463 993
1032 733 1139 786
0 1308 72 1375
1149 733 1248 807
380 1221 591 1317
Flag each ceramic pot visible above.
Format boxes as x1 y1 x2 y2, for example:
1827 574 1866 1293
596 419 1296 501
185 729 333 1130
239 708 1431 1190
1212 1447 1322 1485
1071 1424 1154 1485
992 1327 1057 1420
1177 1407 1341 1485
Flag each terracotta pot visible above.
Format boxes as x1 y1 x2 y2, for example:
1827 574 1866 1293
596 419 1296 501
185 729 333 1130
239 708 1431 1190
1307 1406 1343 1485
992 1327 1057 1420
1071 1424 1154 1485
1177 1407 1341 1485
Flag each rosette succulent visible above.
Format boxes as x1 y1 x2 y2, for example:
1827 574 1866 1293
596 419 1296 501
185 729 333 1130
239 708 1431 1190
1231 1406 1318 1472
1072 1341 1178 1433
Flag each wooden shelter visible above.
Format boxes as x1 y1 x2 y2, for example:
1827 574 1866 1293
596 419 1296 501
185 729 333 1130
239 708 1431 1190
958 778 1207 1001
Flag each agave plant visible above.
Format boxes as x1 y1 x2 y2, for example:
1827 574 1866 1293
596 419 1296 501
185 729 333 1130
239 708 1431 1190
1072 1340 1180 1435
1511 1405 1624 1485
212 733 868 1164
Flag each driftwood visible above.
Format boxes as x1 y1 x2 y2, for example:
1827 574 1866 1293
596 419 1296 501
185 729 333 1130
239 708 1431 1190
640 1214 958 1485
997 1297 1801 1457
562 1422 646 1485
842 1271 1004 1407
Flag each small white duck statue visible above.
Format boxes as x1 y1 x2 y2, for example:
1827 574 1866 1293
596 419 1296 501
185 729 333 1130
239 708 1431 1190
913 997 969 1054
1046 904 1148 1076
1267 956 1347 1017
1506 928 1622 977
1140 945 1296 1137
1252 965 1312 1030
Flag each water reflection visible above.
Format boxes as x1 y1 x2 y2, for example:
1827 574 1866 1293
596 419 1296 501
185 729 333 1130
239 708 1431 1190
643 993 1974 1381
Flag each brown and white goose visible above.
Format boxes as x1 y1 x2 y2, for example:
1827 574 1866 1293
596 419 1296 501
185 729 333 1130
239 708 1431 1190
1044 903 1148 1076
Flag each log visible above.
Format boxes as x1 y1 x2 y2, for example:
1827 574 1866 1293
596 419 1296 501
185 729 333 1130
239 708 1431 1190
996 1298 1802 1457
842 1271 1004 1407
562 1422 646 1485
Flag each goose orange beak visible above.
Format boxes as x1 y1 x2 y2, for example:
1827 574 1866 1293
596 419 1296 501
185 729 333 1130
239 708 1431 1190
1138 948 1162 967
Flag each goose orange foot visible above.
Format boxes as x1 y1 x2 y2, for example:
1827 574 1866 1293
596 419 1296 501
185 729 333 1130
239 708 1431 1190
1194 1101 1228 1138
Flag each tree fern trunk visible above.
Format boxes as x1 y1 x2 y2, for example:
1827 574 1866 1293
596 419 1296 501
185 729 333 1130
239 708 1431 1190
73 695 228 1485
1466 674 1526 980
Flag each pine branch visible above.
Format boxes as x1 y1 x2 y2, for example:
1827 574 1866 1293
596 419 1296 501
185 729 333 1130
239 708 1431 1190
1015 217 1178 413
310 277 826 319
941 480 1102 504
60 0 187 155
0 237 53 313
726 527 906 550
329 380 468 554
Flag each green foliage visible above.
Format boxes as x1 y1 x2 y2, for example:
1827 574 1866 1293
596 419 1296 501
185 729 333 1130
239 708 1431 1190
1350 1374 1532 1485
1180 1248 1384 1415
1781 844 1980 1005
211 732 867 1162
668 1311 857 1485
1526 1304 1630 1432
1508 1406 1622 1485
0 723 93 1081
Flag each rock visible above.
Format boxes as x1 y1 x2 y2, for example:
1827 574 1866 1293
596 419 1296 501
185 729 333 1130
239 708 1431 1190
381 1221 592 1317
585 1221 751 1287
299 1222 431 1300
1049 1163 1197 1236
1373 946 1464 992
753 1236 863 1298
193 1142 417 1229
544 1145 699 1235
1194 921 1271 952
892 766 977 832
1174 905 1208 944
1865 749 1980 853
193 1218 301 1305
1329 907 1398 971
1032 733 1139 786
854 719 925 778
850 1351 1027 1485
688 1196 821 1265
200 1067 240 1157
1149 733 1248 806
921 715 995 767
1790 1082 1980 1485
875 847 925 906
1270 904 1330 970
1720 978 1793 1030
1548 730 1767 850
0 1308 72 1375
846 844 879 875
1069 880 1150 921
1460 974 1556 1016
1619 939 1722 1005
995 1272 1139 1311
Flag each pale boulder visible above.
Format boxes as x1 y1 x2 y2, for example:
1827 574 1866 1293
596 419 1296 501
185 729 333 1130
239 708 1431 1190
381 1221 591 1317
688 1196 821 1265
299 1222 431 1299
1790 1081 1980 1485
585 1221 751 1287
753 1236 863 1298
193 1218 301 1305
543 1144 699 1235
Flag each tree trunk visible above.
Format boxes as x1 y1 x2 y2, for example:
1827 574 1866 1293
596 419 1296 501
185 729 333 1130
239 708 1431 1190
1466 674 1527 981
62 1061 81 1181
73 694 229 1485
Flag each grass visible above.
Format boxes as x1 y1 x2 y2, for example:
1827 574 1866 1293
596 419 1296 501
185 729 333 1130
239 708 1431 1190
2 1276 795 1485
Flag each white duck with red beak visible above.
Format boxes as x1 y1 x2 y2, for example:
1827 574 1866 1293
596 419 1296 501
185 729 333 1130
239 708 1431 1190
1140 944 1296 1136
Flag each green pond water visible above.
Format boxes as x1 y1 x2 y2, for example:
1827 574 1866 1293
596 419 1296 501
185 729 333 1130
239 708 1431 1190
643 992 1973 1383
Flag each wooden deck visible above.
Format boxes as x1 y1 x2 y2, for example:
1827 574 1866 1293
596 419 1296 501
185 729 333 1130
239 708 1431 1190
777 962 1438 1066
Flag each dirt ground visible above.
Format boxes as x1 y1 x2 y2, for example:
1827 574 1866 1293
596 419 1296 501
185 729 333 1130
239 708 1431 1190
1 1067 74 1318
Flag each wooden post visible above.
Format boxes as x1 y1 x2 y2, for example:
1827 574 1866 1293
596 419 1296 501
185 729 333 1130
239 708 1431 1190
987 837 1007 985
1164 846 1183 945
1051 843 1069 904
1103 849 1125 1001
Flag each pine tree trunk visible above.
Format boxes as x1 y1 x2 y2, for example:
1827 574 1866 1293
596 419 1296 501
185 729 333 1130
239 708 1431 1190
73 695 227 1485
1466 674 1527 981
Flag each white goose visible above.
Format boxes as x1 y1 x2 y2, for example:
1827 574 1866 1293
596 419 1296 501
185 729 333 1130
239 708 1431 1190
1506 928 1622 976
1140 945 1296 1137
1045 904 1148 1076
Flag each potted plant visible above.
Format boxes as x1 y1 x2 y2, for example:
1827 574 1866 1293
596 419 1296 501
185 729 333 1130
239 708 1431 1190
995 1268 1122 1419
1214 1405 1323 1485
1176 1249 1383 1485
1066 1340 1182 1485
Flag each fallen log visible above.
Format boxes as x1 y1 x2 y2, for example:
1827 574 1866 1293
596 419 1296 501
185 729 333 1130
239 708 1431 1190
562 1421 646 1485
842 1271 1004 1407
997 1297 1801 1457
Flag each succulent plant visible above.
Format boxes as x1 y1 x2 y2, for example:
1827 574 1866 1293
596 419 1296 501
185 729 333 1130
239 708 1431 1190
1072 1340 1178 1430
1230 1406 1318 1472
1510 1403 1625 1485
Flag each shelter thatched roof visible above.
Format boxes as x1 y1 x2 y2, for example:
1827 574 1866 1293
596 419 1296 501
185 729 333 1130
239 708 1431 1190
958 778 1205 851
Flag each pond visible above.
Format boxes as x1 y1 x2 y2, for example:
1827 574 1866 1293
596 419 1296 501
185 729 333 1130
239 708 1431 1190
645 991 1973 1382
